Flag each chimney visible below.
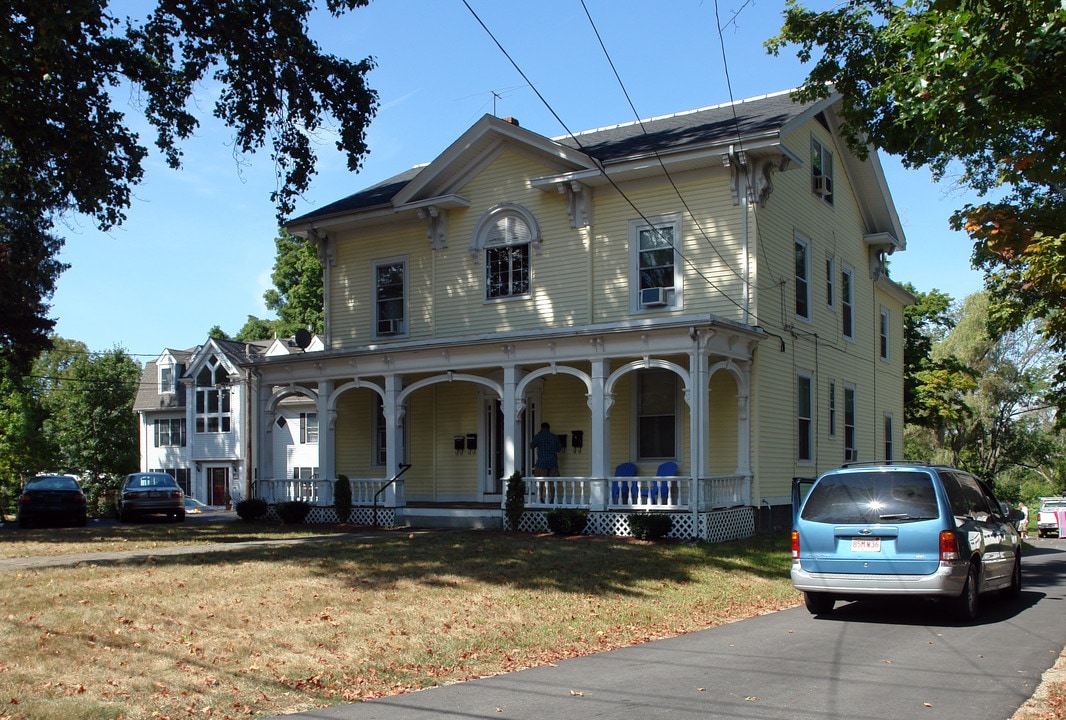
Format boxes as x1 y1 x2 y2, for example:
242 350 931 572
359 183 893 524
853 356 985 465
502 116 520 127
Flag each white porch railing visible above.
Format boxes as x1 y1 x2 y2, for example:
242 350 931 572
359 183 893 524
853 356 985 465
256 477 405 507
524 474 750 511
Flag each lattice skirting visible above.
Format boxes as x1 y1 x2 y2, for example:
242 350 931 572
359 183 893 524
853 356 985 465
264 505 396 527
513 506 755 543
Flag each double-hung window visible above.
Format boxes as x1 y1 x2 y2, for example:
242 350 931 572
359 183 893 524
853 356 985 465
811 136 834 205
300 413 318 444
631 214 682 310
154 418 186 447
844 385 857 462
795 235 811 320
798 372 813 462
375 259 406 336
484 214 531 299
825 255 835 308
159 364 175 394
880 308 890 360
841 267 855 340
636 369 677 460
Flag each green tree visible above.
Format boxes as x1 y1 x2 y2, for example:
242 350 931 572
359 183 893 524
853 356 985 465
767 0 1066 415
36 340 141 482
1 1 377 380
223 230 324 341
234 316 279 343
0 362 49 515
264 229 324 337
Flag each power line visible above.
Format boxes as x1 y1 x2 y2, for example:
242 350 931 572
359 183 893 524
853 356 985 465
461 0 772 328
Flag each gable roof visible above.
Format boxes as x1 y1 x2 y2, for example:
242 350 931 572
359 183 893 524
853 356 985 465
285 90 903 250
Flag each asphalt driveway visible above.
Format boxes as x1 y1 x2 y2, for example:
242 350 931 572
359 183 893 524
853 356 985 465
262 539 1066 720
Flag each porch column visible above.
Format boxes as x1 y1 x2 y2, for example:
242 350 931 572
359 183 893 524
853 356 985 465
501 364 519 479
588 358 609 510
317 380 335 482
737 390 751 477
690 335 708 522
383 374 405 507
258 382 275 485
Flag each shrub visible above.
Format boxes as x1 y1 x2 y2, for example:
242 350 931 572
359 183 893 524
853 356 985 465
276 500 312 524
545 508 588 535
504 471 526 530
334 474 352 523
235 497 268 521
628 513 673 540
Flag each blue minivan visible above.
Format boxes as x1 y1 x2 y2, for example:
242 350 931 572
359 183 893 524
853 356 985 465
791 463 1022 621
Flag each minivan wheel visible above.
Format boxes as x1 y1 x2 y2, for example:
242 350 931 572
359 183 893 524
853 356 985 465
952 563 979 622
804 591 835 615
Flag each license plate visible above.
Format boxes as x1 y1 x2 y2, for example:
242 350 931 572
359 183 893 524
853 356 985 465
851 537 881 552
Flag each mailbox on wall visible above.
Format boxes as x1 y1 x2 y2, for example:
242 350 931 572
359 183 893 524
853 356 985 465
454 436 465 454
571 430 584 452
465 434 477 453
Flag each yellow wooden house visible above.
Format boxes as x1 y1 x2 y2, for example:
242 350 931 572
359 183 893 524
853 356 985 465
247 89 912 541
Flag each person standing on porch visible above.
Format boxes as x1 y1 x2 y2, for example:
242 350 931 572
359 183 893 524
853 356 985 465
530 422 563 476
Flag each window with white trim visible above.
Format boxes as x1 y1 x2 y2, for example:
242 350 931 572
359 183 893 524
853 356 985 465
636 369 678 460
154 418 186 447
811 136 834 205
292 466 319 480
300 413 318 444
630 214 682 310
844 385 857 462
795 235 811 320
798 372 813 462
841 267 855 340
825 255 835 308
374 258 406 337
159 363 175 394
828 380 837 438
473 207 537 300
195 355 231 433
880 307 890 360
372 396 407 466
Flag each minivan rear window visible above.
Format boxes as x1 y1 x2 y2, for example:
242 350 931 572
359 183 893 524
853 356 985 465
800 471 939 524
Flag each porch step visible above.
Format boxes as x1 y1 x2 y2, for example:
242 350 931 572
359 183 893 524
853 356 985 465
397 506 503 530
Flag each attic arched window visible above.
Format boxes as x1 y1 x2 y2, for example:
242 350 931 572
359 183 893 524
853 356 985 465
471 204 541 300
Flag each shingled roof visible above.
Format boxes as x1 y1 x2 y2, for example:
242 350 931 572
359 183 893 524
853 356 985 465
287 90 815 227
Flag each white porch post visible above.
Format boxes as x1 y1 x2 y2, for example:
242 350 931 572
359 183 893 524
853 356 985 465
502 364 518 480
383 374 405 507
317 380 335 483
588 358 609 510
259 387 275 486
690 334 708 521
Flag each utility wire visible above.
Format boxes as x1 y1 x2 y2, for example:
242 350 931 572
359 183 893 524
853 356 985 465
462 0 765 325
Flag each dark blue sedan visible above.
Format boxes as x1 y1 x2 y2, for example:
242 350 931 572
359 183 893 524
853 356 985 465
17 475 88 528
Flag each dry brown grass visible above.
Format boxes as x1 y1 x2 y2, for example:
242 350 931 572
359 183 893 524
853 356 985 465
0 523 799 720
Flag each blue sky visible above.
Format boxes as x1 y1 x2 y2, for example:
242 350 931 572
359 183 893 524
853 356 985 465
51 0 984 358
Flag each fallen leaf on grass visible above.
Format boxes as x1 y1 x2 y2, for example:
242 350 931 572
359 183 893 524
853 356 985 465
570 690 584 696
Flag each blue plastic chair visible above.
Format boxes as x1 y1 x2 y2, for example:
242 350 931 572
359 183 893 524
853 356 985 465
651 461 678 504
612 462 638 503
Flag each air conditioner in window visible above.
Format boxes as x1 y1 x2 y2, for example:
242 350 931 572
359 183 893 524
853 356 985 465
640 287 668 307
377 318 402 335
812 174 833 197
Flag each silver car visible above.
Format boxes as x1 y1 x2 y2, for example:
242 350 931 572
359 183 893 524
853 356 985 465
117 472 185 522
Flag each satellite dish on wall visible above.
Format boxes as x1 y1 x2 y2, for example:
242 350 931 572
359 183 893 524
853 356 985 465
293 328 312 350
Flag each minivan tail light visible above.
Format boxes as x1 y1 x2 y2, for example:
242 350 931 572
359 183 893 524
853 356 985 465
791 530 800 559
939 530 959 561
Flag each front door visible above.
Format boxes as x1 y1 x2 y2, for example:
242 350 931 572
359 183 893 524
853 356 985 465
208 467 229 505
